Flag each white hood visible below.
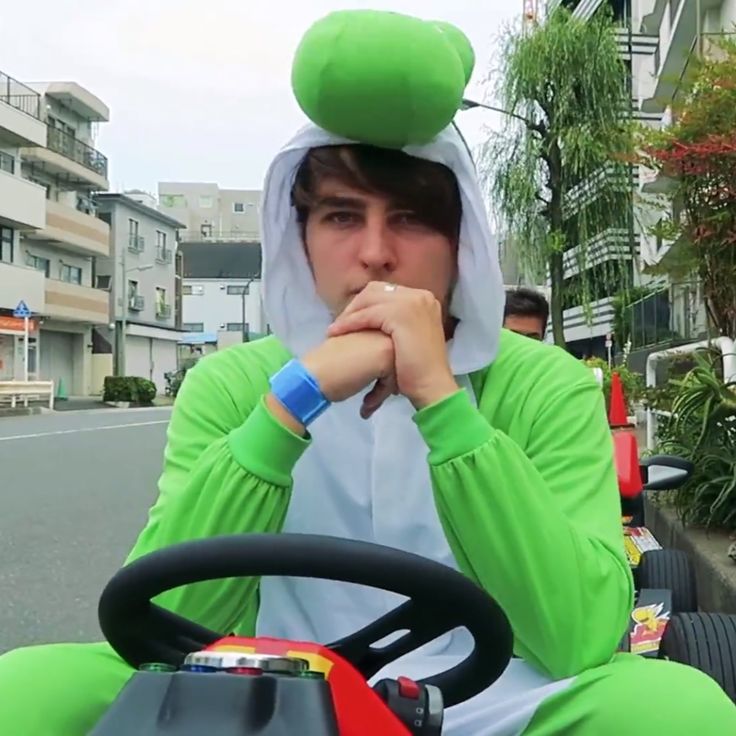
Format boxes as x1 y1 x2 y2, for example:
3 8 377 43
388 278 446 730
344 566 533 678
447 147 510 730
260 122 505 374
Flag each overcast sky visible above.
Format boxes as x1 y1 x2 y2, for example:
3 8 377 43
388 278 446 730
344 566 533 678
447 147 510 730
3 0 520 194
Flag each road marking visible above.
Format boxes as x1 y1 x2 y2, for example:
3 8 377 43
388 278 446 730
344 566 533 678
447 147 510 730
0 420 169 442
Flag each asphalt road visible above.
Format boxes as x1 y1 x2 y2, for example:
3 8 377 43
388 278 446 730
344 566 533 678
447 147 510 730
0 407 172 654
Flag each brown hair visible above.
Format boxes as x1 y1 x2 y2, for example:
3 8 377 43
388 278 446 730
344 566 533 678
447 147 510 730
291 145 462 243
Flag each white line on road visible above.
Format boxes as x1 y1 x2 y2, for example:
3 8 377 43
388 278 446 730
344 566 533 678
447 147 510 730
0 420 169 442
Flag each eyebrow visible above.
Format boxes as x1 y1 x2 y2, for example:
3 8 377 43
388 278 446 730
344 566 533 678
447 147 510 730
314 195 367 210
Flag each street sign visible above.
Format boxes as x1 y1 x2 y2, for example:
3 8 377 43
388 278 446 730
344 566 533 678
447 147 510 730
12 301 32 381
13 300 32 318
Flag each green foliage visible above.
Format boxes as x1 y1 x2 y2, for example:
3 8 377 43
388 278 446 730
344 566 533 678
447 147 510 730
478 6 635 346
103 376 157 405
582 357 644 412
653 350 736 531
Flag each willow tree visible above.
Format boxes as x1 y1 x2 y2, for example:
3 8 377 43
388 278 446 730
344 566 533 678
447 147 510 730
478 6 634 347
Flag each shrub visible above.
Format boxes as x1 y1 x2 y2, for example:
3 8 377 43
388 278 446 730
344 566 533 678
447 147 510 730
103 376 157 405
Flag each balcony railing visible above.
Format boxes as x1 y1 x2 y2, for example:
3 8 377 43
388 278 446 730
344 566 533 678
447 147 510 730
128 235 145 253
46 125 108 178
0 71 41 119
129 295 145 311
156 245 172 264
156 304 172 319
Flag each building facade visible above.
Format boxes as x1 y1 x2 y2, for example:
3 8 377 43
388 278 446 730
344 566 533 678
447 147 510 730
179 241 265 356
94 193 185 393
158 183 261 242
0 73 111 395
548 0 735 357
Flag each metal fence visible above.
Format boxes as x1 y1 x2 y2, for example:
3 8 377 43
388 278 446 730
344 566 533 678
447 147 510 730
0 71 41 119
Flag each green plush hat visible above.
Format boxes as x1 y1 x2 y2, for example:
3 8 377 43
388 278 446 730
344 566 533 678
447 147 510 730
291 10 475 149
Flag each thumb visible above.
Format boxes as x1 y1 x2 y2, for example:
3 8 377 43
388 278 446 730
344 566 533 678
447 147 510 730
360 375 397 419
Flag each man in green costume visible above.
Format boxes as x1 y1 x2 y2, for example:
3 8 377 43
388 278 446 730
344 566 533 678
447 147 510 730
1 10 735 735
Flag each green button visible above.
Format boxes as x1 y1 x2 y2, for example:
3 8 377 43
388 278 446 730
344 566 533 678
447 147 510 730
139 662 177 672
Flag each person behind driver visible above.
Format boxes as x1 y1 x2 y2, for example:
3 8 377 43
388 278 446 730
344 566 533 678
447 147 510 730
0 10 734 736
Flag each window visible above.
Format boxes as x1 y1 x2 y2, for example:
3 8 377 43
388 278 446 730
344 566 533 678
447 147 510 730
60 264 82 285
160 194 186 208
233 202 245 213
226 322 249 332
226 284 249 295
156 287 167 308
183 322 204 332
0 151 15 174
0 227 13 263
156 231 167 248
27 254 50 277
183 284 204 296
128 219 142 251
128 280 138 297
95 274 112 290
47 115 75 138
199 196 213 209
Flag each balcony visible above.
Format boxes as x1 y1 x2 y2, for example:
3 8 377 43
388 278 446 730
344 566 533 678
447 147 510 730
156 303 172 320
0 260 46 312
128 235 145 253
24 199 110 258
0 169 46 230
0 71 45 147
20 125 109 191
129 295 145 312
155 245 172 264
563 297 616 343
44 279 109 324
642 0 723 113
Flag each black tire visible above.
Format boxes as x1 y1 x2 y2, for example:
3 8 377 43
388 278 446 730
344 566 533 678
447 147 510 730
660 613 736 702
636 549 697 613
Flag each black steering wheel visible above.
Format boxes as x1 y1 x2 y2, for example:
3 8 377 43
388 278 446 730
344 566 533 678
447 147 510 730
98 534 513 708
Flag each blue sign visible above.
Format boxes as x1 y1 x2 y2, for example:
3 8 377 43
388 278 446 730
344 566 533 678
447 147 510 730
13 300 32 318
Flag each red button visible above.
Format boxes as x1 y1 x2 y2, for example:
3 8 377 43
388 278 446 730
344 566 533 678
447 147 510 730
397 676 421 700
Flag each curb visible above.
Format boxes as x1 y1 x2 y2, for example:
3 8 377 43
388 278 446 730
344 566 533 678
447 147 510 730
644 495 736 614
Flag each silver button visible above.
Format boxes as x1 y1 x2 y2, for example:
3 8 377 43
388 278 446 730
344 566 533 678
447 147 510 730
183 651 309 674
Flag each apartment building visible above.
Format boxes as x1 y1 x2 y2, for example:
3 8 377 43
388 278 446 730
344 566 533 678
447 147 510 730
0 73 110 395
635 0 735 352
158 183 261 242
94 193 185 393
548 0 735 357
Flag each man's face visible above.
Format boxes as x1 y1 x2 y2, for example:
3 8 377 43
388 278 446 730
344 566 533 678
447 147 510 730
303 177 458 317
504 314 546 341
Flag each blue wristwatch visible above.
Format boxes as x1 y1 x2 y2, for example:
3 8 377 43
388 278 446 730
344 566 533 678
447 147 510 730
269 358 331 427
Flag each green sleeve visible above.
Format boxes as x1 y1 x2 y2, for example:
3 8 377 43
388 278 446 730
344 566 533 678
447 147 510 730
124 345 308 636
414 379 633 680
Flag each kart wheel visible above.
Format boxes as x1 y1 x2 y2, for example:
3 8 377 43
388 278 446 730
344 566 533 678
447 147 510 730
636 549 697 613
660 613 736 702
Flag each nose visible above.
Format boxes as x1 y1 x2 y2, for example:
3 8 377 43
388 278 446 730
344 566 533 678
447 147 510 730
357 216 396 274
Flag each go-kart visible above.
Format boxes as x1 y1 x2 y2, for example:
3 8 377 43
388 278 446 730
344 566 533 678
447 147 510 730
91 534 514 735
616 438 736 701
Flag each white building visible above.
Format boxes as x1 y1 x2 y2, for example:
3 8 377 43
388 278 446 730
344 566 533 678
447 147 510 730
158 183 261 242
94 193 186 394
179 241 265 353
0 73 111 395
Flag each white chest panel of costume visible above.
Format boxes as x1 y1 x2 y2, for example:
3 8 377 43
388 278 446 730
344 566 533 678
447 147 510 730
255 382 571 735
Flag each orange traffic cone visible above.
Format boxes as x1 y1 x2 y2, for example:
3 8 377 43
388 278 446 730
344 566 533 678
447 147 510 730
608 371 630 428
